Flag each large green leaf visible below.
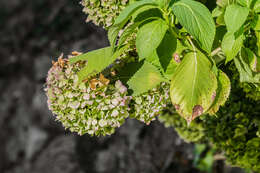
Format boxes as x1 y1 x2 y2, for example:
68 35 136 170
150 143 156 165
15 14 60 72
170 50 218 122
118 8 163 47
136 19 168 60
224 4 249 33
69 46 127 82
222 31 244 63
113 0 157 26
208 70 231 115
171 0 216 53
108 0 157 50
127 61 165 96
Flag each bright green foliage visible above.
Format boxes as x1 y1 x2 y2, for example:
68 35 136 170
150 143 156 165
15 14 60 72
136 19 168 59
108 0 157 50
130 82 170 124
69 46 128 82
171 0 216 53
127 61 165 96
170 50 218 122
222 31 244 63
224 4 249 33
46 0 260 171
46 57 131 136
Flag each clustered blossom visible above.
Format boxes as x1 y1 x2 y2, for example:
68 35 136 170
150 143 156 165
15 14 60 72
45 55 131 136
130 82 171 124
81 0 129 28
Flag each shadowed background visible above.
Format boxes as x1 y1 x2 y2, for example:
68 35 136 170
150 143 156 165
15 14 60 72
0 0 245 173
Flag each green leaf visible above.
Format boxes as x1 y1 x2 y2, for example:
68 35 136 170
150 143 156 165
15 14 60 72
222 31 244 63
108 25 123 51
108 0 157 50
154 0 171 8
170 50 218 122
208 70 231 115
132 6 163 23
237 0 252 7
136 19 168 60
69 47 111 64
70 46 127 82
172 0 216 53
127 61 165 96
114 0 157 26
118 7 164 47
117 22 140 47
212 6 223 18
216 0 235 7
234 48 260 83
224 4 249 33
244 48 259 72
252 15 260 31
157 32 177 72
254 1 260 13
216 12 225 26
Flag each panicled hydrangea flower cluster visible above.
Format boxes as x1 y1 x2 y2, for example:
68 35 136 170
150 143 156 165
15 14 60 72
130 82 171 124
45 55 131 136
81 0 129 28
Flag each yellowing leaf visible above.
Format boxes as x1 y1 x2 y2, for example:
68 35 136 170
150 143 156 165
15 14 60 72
170 50 217 123
208 71 231 115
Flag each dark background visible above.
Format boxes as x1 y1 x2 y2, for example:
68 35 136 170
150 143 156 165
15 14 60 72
0 0 245 173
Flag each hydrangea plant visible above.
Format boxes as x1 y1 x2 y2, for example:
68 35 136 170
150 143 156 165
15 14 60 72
45 0 260 172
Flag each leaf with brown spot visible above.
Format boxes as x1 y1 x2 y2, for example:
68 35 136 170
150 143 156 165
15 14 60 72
170 50 218 122
207 70 231 115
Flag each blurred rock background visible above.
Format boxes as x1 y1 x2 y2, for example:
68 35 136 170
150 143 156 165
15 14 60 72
0 0 245 173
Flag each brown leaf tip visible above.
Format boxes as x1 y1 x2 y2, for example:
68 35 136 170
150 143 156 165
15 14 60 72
192 105 203 120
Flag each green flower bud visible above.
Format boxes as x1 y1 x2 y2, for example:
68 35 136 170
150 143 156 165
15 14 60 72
45 55 131 136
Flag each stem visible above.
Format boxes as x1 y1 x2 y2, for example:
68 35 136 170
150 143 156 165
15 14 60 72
211 47 222 57
161 9 179 38
187 36 196 52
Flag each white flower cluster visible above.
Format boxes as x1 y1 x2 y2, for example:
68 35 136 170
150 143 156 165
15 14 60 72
45 56 131 136
81 0 129 28
130 82 171 124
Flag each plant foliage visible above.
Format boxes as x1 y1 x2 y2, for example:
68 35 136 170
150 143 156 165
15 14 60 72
45 0 260 172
